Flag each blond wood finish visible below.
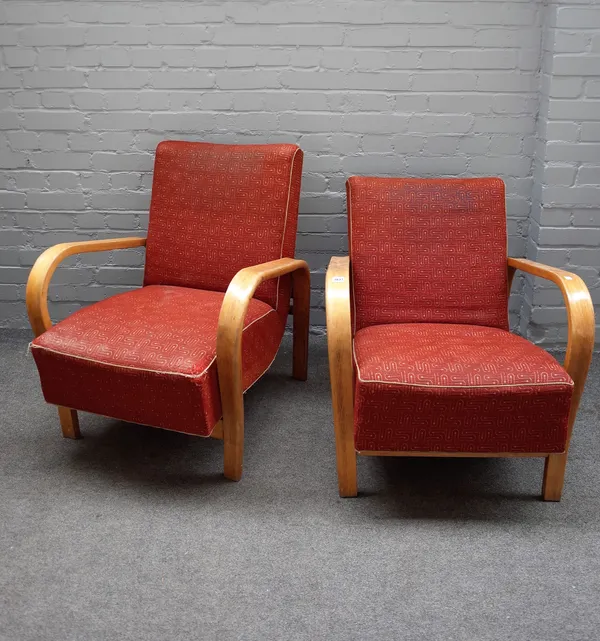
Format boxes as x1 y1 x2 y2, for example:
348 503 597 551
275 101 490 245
543 455 568 501
26 237 147 337
508 257 595 501
325 257 358 497
26 237 147 439
26 239 307 476
217 258 310 481
57 406 81 440
325 254 594 500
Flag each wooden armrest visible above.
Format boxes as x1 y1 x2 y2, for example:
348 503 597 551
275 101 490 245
216 257 310 377
216 257 310 477
325 256 356 495
26 237 147 336
507 257 595 377
508 257 595 441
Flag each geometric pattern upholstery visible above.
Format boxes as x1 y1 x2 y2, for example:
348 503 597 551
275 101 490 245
31 286 284 437
144 141 303 321
347 177 509 332
353 323 573 453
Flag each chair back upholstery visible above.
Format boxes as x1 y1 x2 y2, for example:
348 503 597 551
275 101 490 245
144 141 303 316
347 176 509 332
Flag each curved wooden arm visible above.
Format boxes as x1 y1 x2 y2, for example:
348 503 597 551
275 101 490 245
325 256 357 496
216 257 310 480
508 257 595 443
26 237 147 337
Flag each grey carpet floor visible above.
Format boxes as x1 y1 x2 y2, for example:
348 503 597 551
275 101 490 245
1 330 599 641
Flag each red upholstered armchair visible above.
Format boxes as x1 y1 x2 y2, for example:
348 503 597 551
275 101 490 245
27 142 309 481
327 177 594 500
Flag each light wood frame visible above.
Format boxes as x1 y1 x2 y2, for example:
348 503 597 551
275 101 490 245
217 258 310 480
326 255 595 501
26 238 310 481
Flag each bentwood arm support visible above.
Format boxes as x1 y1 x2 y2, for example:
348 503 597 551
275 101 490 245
25 236 147 440
508 258 595 501
508 257 595 431
216 257 310 481
325 256 357 497
26 237 147 337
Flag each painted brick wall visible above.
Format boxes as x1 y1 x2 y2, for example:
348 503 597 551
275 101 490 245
522 0 600 346
0 0 593 345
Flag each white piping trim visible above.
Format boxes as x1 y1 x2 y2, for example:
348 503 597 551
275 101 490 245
66 323 285 439
75 408 214 439
275 146 301 314
32 308 277 379
41 311 283 439
352 341 574 390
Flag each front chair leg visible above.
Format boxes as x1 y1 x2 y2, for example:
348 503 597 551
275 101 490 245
335 436 358 498
222 407 244 481
217 258 311 482
223 438 243 482
57 406 81 439
542 453 567 501
506 258 594 504
219 368 245 482
329 339 358 498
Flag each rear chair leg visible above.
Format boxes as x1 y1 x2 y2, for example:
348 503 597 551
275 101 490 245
330 354 358 498
292 317 308 381
58 406 81 439
542 453 567 501
292 271 310 381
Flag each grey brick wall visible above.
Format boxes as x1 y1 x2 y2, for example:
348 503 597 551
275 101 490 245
522 0 600 346
0 0 597 346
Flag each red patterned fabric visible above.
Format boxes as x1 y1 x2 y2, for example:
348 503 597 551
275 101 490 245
31 286 284 436
347 177 509 332
144 141 303 320
353 324 573 453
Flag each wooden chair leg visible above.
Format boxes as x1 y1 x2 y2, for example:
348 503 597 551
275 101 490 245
223 420 243 481
58 406 81 439
336 439 358 498
292 269 310 381
329 334 358 497
217 260 311 482
219 372 245 482
542 453 567 501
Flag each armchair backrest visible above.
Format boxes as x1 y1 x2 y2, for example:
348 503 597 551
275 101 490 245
347 176 509 332
144 141 303 315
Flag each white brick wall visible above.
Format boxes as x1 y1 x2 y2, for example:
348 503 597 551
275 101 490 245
0 0 596 344
523 0 600 346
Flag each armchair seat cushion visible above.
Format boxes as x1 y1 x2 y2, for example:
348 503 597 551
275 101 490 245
31 285 284 436
353 323 573 453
